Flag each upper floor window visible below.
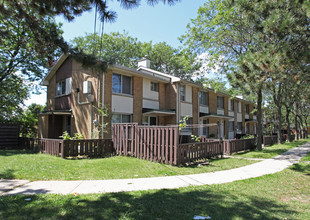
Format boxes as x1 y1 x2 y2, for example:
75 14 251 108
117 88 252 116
56 77 72 96
150 82 159 92
112 73 132 95
230 100 234 111
217 96 224 109
180 85 185 101
199 91 208 106
245 104 249 114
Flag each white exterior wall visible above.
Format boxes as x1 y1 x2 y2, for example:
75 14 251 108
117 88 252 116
185 85 192 103
143 78 159 100
199 106 209 114
180 103 193 117
237 113 242 122
245 114 249 119
143 99 159 109
217 109 224 115
112 95 133 114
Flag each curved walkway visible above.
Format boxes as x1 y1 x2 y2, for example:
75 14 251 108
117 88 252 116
1 142 310 196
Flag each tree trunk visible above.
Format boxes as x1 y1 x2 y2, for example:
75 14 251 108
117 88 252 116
277 103 282 144
256 88 263 151
298 116 305 139
285 106 292 142
294 102 299 141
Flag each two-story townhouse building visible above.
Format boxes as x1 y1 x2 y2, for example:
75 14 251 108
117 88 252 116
38 55 256 139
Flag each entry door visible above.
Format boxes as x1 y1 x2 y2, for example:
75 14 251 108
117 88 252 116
149 116 157 126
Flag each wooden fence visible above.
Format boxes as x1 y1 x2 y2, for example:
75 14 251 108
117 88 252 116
62 139 114 158
112 124 179 165
0 123 20 149
223 138 256 154
263 135 287 146
18 137 113 158
178 141 223 164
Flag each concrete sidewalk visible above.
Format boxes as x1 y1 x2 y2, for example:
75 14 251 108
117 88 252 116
1 142 310 196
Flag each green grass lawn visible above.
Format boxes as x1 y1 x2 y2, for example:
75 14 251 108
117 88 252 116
234 138 310 159
0 150 257 181
1 155 309 219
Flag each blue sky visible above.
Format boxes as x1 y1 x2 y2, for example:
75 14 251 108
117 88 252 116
26 0 204 106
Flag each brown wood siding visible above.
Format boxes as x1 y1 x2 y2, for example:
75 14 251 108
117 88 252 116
55 95 72 110
56 58 72 82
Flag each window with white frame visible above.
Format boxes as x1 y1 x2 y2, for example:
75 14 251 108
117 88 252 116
150 82 159 92
217 96 224 109
111 114 132 123
230 100 234 111
180 85 186 101
112 73 132 95
56 77 72 96
199 91 208 106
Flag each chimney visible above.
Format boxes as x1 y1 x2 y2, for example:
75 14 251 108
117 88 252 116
138 55 151 69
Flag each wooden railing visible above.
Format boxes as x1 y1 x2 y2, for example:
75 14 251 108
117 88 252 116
178 141 223 165
112 124 179 165
223 139 256 154
17 137 113 158
263 135 287 146
41 138 64 157
62 139 114 158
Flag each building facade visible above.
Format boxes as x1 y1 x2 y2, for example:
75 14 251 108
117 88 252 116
38 55 257 139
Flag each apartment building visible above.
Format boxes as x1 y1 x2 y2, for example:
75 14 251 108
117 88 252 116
38 55 256 139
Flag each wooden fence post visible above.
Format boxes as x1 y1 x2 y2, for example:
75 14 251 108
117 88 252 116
220 138 224 158
61 140 65 158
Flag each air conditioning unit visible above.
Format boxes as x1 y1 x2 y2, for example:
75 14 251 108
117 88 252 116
83 81 91 94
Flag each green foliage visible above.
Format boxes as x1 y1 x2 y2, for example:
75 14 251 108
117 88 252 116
178 115 189 130
92 103 110 139
241 134 255 140
71 32 198 79
19 104 44 138
60 131 84 140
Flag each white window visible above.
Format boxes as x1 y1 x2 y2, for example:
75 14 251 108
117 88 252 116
230 100 234 111
111 114 132 123
199 91 208 106
217 96 224 109
56 77 72 96
150 82 159 92
112 73 132 95
180 85 185 101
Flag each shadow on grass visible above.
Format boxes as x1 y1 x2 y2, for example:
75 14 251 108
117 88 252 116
0 150 38 157
0 169 15 179
0 188 296 219
290 163 310 175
